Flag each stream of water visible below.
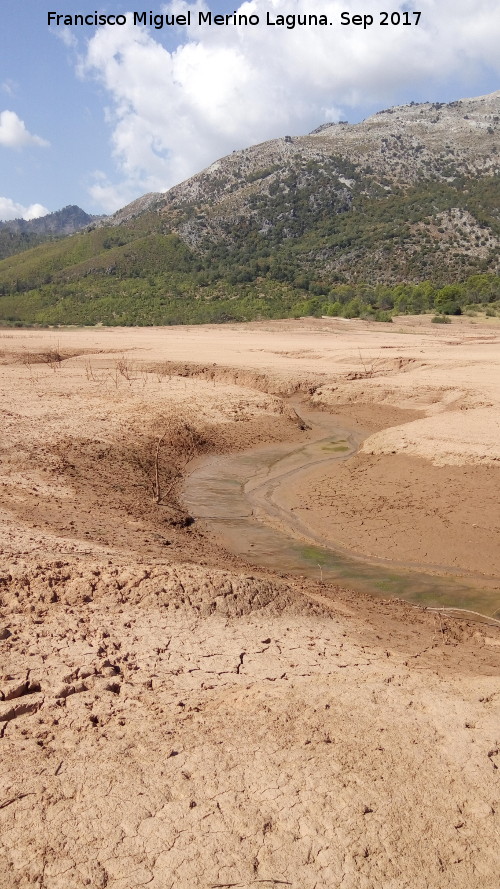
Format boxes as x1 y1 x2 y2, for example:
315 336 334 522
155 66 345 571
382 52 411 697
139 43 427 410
182 404 500 624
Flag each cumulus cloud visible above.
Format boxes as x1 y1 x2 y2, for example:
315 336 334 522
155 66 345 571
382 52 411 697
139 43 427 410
81 0 500 211
0 198 50 221
0 110 49 149
23 203 50 221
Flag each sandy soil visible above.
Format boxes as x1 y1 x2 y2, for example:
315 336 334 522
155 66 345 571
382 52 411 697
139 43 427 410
1 316 499 888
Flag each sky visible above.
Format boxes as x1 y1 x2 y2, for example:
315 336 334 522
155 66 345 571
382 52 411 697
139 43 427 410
1 0 499 220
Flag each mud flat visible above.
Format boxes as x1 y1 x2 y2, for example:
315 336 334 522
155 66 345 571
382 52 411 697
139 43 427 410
0 317 499 888
183 401 500 620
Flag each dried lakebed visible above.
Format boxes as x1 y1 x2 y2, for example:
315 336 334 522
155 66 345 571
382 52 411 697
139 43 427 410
183 403 500 624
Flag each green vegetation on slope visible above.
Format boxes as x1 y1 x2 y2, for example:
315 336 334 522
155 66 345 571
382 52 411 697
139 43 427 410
0 205 100 261
1 270 499 328
0 172 499 327
0 229 55 261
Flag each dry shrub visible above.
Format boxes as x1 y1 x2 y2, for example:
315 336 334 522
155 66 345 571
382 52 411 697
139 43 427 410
132 421 208 505
20 348 63 370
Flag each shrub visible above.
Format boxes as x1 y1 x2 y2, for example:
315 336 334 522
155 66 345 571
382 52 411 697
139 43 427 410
373 310 393 322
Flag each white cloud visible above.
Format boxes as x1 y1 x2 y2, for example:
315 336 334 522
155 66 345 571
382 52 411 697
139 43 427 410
0 198 50 221
0 110 49 149
1 80 18 97
23 203 50 221
55 28 78 50
81 0 500 212
88 170 145 214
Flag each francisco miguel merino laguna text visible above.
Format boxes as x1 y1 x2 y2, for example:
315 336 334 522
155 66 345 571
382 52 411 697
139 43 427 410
47 10 423 29
47 10 329 30
48 10 329 28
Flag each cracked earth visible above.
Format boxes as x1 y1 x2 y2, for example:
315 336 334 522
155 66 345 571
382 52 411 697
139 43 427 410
1 319 499 888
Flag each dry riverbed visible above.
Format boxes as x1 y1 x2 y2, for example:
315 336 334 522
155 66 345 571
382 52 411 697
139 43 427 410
0 316 499 889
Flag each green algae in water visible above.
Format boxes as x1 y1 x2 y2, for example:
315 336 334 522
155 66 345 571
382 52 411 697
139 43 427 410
374 577 408 593
300 545 331 565
321 440 349 452
294 541 500 618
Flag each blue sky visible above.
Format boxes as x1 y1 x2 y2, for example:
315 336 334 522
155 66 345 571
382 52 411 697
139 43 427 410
1 0 499 219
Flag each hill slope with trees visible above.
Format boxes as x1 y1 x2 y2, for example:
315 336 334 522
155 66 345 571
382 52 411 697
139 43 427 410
1 92 499 326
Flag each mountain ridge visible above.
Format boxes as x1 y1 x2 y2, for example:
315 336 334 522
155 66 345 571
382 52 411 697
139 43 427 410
0 205 106 261
112 89 500 234
0 91 499 326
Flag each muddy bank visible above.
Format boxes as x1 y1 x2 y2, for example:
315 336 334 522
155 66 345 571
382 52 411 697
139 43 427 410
183 402 500 620
0 359 306 565
288 450 500 579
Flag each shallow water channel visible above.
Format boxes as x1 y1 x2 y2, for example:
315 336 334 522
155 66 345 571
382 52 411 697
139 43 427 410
183 404 500 624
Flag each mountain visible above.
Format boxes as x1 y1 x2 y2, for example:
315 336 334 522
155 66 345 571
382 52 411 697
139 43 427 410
0 205 106 261
0 92 499 326
115 90 499 237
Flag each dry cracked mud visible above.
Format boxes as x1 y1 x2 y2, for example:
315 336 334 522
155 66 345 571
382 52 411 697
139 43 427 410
1 317 499 888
